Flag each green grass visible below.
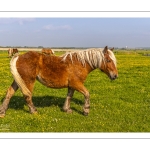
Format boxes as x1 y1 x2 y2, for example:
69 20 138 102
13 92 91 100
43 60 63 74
0 50 150 132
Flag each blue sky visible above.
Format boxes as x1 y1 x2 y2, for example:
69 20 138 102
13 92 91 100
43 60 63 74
0 18 150 48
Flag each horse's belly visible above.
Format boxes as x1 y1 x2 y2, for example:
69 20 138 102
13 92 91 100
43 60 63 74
36 75 68 88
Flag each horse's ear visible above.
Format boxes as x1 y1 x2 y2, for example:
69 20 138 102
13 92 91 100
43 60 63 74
110 47 114 51
103 46 108 54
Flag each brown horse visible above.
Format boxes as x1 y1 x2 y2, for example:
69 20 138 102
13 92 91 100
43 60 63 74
0 46 118 117
8 48 18 57
42 48 54 55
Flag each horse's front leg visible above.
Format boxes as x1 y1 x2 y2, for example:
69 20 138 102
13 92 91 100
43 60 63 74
63 87 75 113
74 84 90 116
82 88 90 116
0 80 18 118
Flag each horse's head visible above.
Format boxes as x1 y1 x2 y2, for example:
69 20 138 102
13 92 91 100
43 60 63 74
100 46 118 80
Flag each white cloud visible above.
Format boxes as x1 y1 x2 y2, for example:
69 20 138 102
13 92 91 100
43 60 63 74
43 24 72 30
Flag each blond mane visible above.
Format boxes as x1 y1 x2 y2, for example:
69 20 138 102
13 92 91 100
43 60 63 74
61 48 116 69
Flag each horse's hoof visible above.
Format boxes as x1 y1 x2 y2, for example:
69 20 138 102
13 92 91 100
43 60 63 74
0 114 5 118
66 109 73 113
63 108 73 113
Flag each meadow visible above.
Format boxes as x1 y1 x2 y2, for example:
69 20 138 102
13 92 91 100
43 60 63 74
0 49 150 132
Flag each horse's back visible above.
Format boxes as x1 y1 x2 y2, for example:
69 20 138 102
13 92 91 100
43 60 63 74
17 51 40 63
17 51 63 71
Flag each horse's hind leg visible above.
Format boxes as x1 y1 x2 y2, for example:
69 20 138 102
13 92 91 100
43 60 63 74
0 80 18 117
23 94 37 114
22 81 37 114
63 87 75 113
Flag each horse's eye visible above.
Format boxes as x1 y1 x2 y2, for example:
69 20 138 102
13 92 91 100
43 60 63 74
106 59 111 63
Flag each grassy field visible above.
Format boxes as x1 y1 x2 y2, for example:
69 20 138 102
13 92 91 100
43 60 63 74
0 49 150 132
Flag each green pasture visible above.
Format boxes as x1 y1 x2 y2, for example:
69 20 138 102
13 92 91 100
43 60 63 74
0 49 150 132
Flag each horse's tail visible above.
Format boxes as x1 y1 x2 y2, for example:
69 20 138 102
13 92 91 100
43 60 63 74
10 54 31 96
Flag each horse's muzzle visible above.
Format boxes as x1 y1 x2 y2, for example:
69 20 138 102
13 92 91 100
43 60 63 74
110 74 118 80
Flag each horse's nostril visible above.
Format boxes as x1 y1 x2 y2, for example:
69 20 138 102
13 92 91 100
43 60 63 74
110 74 118 80
114 75 118 79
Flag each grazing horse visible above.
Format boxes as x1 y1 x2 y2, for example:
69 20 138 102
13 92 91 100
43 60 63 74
42 48 54 55
8 48 18 57
0 46 118 117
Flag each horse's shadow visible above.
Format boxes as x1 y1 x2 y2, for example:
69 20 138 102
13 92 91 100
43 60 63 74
1 95 84 115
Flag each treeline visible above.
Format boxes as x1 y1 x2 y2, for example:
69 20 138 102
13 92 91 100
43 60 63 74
0 46 90 49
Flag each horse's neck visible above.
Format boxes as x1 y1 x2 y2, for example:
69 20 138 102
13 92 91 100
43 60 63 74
70 56 96 73
85 61 96 73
